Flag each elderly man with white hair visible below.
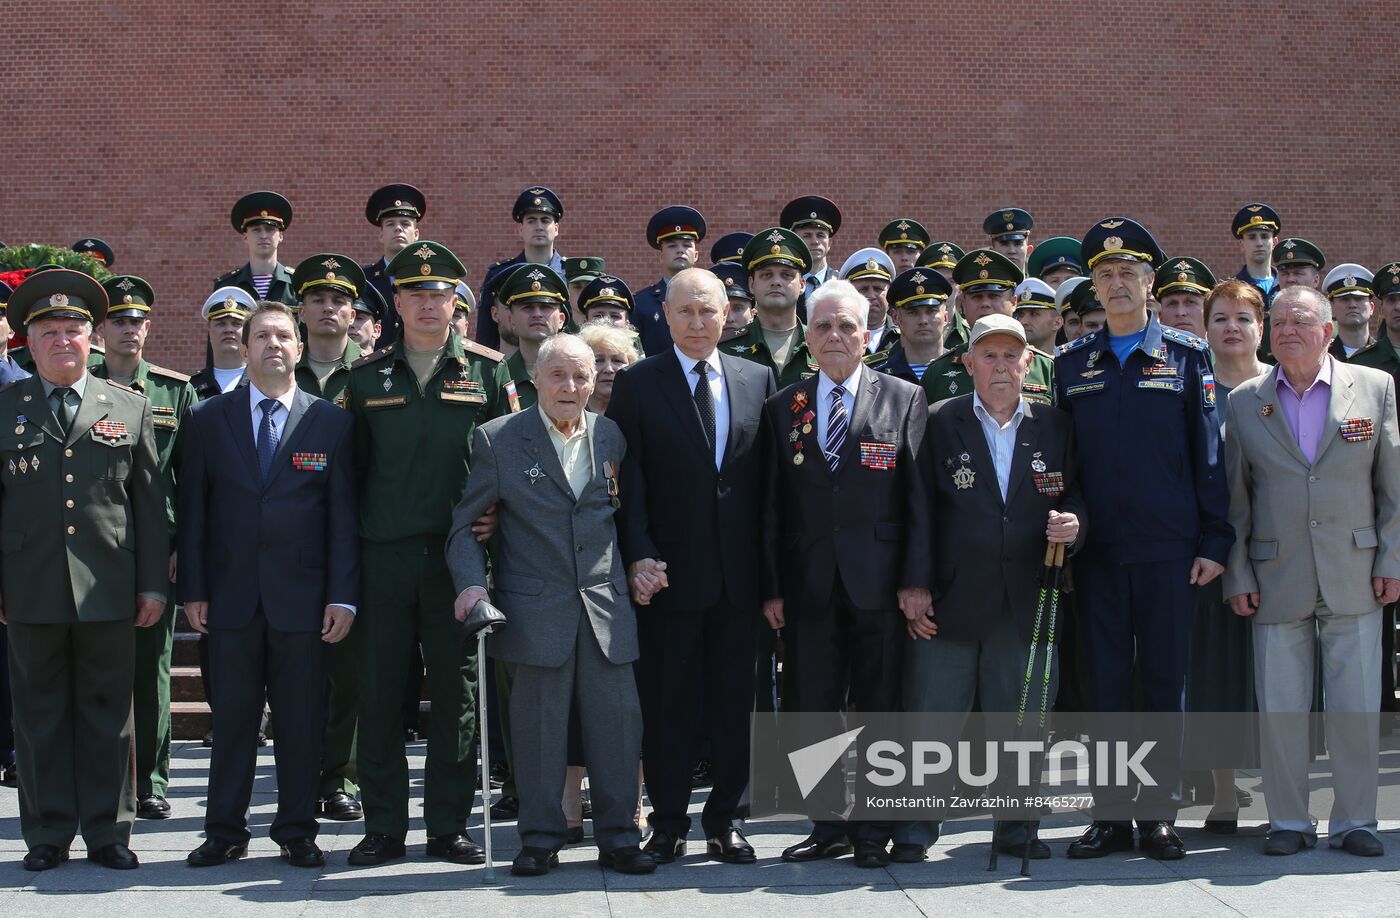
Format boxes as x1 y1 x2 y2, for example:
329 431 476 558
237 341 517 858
761 279 933 868
447 333 654 878
1224 285 1400 858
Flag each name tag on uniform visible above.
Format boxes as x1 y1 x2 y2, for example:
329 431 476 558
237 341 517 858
859 441 897 470
292 451 328 471
152 417 178 430
1137 379 1183 393
1340 417 1374 442
1066 382 1106 397
440 391 487 405
363 395 407 409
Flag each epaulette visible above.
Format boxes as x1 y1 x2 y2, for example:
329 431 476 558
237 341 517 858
462 339 505 362
1056 335 1094 357
146 363 191 382
1161 325 1208 351
351 343 396 368
1029 345 1055 360
212 268 238 284
1352 339 1382 359
104 378 147 397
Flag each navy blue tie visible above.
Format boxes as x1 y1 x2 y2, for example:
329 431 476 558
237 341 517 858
257 398 280 481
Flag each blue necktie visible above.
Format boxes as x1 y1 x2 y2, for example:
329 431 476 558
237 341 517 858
257 398 280 480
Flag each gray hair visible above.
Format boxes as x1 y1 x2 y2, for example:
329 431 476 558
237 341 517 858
1272 285 1332 325
577 320 641 365
533 332 596 379
805 278 870 329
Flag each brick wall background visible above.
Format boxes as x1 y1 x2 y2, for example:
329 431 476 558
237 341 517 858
3 1 1397 370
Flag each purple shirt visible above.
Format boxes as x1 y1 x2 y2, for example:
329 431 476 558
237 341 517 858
1275 357 1333 464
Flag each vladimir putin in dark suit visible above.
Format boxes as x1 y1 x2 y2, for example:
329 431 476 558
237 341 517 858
178 302 360 869
761 280 933 868
606 267 776 864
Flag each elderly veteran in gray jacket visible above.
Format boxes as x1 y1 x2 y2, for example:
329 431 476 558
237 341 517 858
446 333 654 878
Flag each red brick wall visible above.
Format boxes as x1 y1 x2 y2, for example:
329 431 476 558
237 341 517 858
4 1 1397 370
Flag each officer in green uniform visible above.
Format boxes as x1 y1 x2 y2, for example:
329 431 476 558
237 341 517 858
213 192 298 306
344 240 508 866
562 256 606 310
922 248 1055 405
839 247 900 365
350 285 387 354
287 254 366 821
879 218 930 274
1153 257 1216 339
91 275 197 823
917 242 967 346
1026 235 1086 291
9 265 107 373
1 269 168 872
720 228 819 386
493 264 569 413
1272 237 1326 291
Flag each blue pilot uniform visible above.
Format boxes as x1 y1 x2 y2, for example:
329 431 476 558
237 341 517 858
1055 219 1233 845
631 205 708 356
473 187 565 350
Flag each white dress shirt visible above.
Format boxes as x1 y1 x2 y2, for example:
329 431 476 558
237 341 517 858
674 345 728 469
972 392 1026 502
214 366 245 393
816 362 862 447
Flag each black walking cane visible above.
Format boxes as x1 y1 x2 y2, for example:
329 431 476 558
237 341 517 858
989 541 1065 876
462 598 508 883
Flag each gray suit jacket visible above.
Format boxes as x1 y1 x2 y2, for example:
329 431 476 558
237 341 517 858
1222 359 1400 623
446 407 637 667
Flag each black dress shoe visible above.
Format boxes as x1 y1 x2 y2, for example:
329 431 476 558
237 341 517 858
511 846 560 876
23 844 69 871
996 837 1052 860
1138 822 1186 860
347 833 406 866
706 827 756 864
852 842 890 869
319 792 363 821
187 838 247 867
0 762 17 788
1264 829 1312 856
782 834 853 862
1067 823 1135 859
1341 831 1384 857
137 795 171 820
426 832 486 864
599 845 657 874
888 843 929 863
276 837 324 868
488 759 508 788
1203 808 1238 835
643 829 686 863
691 761 712 789
89 843 140 870
489 795 519 820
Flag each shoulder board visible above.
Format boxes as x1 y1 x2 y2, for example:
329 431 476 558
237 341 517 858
1161 325 1208 351
104 378 146 397
213 267 239 283
0 379 23 395
146 364 191 382
351 343 396 368
1056 335 1093 357
1351 340 1382 358
461 339 505 362
1029 345 1054 360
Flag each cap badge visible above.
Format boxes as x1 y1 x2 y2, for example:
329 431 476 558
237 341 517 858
1100 219 1124 229
49 293 69 308
1006 223 1014 231
581 260 590 269
527 188 546 195
911 273 927 283
1104 236 1124 251
939 244 953 254
1283 239 1297 250
123 295 134 303
115 278 134 290
420 264 432 276
1174 261 1191 271
322 258 342 270
979 270 990 279
224 296 237 309
1178 273 1188 282
974 253 992 266
897 221 910 231
1345 274 1356 286
1002 211 1015 221
674 225 682 233
865 259 878 271
601 287 615 297
533 197 543 205
413 245 435 260
526 269 546 282
531 281 542 291
809 211 818 219
1250 215 1263 225
766 231 785 243
394 199 403 207
771 245 782 255
1247 205 1262 213
325 272 336 281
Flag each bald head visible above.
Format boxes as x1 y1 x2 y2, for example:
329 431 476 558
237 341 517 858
664 267 728 359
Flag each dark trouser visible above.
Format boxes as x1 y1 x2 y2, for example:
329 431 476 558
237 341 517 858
493 660 518 797
206 607 325 846
357 538 478 839
637 598 755 839
319 623 359 797
133 596 175 798
1077 557 1193 829
0 622 13 766
7 619 136 850
789 578 903 846
507 614 643 852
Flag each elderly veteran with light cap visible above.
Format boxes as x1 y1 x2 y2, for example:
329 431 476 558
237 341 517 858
0 270 168 871
191 286 258 400
840 247 898 362
890 313 1085 864
879 218 929 273
877 267 952 393
923 249 1055 405
1324 263 1375 358
448 333 654 878
1154 256 1217 340
1013 277 1061 353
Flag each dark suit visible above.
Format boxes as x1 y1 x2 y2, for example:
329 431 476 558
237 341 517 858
177 386 359 846
607 348 775 838
630 278 672 356
761 366 931 844
0 356 26 772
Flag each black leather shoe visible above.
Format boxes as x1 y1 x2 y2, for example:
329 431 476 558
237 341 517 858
1264 829 1312 856
852 842 890 869
88 843 140 870
137 795 171 820
23 844 69 871
643 829 686 863
565 826 585 845
706 827 756 864
996 837 1052 860
280 837 325 868
782 834 853 862
1067 823 1135 859
426 832 485 864
489 760 508 788
1 762 18 788
1203 808 1239 835
599 845 657 874
1138 822 1185 860
691 761 712 789
319 792 362 821
186 838 247 867
511 846 560 876
347 833 406 866
888 843 929 863
1341 831 1384 857
489 795 519 820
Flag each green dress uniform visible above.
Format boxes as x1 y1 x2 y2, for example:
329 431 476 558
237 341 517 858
1 270 168 855
290 254 367 804
720 320 818 387
495 350 537 412
345 241 508 844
